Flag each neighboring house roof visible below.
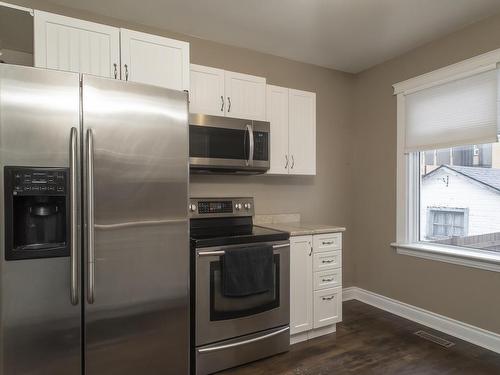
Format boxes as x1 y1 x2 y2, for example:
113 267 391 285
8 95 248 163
423 165 500 193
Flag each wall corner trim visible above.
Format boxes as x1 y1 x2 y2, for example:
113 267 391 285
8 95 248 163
342 286 500 354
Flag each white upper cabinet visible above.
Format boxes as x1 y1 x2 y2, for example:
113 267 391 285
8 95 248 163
34 11 190 89
189 65 266 121
266 85 289 174
34 10 120 78
288 89 316 175
224 71 266 121
266 86 316 176
189 64 225 116
120 29 189 91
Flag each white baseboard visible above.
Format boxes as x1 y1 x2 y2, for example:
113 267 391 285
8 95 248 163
342 286 500 354
342 286 357 302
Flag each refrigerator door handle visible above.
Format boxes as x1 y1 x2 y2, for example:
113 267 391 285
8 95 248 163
70 127 79 305
86 128 95 304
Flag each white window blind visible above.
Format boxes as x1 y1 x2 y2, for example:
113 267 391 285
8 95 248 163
404 69 499 153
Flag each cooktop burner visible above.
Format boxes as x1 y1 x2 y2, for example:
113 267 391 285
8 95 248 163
189 197 289 248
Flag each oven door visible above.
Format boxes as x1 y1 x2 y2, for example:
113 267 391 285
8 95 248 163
189 114 270 173
195 241 289 346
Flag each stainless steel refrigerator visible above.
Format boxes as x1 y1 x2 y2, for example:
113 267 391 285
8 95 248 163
0 64 189 375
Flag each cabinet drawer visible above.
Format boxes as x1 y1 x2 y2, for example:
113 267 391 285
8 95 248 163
313 233 342 253
313 251 341 272
313 287 342 329
313 269 342 290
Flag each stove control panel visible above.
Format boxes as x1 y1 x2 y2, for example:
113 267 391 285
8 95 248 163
189 197 254 218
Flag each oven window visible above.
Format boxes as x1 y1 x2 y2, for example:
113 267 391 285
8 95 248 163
209 254 280 321
190 126 247 160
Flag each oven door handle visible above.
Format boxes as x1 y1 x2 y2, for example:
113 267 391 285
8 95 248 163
197 326 289 353
197 243 289 256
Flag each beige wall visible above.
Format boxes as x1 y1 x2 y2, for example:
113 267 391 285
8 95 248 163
352 13 500 333
7 0 500 334
7 0 356 285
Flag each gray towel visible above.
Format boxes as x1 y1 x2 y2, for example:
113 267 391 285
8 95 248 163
222 245 274 297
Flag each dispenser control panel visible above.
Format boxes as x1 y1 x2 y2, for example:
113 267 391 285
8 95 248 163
9 168 67 195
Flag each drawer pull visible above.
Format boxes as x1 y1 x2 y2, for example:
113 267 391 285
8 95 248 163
322 259 335 264
322 277 334 282
322 296 335 301
322 241 335 245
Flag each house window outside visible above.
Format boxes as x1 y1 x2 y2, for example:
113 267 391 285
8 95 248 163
426 207 468 240
418 141 500 253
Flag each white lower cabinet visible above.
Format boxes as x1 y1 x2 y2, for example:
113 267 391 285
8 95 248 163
313 250 342 272
290 232 343 344
313 268 342 290
313 287 342 329
290 235 313 335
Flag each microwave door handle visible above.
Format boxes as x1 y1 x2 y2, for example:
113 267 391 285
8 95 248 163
245 123 254 166
70 127 79 305
86 128 95 304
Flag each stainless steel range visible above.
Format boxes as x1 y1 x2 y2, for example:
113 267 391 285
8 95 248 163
189 197 290 375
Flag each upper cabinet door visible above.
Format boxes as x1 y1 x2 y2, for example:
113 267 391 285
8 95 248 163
266 85 289 174
120 29 189 91
224 71 266 121
34 10 120 78
289 89 316 175
189 64 225 116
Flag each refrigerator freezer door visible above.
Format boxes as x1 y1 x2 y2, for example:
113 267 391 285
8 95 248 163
82 75 189 374
0 65 81 374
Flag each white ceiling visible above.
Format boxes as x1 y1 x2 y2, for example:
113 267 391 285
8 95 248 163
46 0 500 73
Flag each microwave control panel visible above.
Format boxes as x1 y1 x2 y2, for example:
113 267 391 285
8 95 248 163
253 131 269 161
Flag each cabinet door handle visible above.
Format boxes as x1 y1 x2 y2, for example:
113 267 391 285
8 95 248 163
322 296 335 301
291 155 295 169
124 64 129 81
220 95 224 112
227 97 231 112
322 241 335 245
284 155 289 169
322 277 334 282
309 243 313 256
322 259 334 264
113 63 118 79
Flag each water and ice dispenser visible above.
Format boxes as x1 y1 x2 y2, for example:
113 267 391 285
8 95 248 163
4 167 69 260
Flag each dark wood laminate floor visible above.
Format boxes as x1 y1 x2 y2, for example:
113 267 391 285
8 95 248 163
218 300 500 375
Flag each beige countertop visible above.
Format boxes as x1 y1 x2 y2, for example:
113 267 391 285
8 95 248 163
257 222 346 236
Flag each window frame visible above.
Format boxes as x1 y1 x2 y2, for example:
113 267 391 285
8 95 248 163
392 49 500 272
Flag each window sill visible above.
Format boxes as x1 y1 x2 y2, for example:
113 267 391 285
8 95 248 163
391 242 500 273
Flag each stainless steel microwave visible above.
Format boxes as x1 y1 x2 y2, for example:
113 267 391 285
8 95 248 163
189 114 270 174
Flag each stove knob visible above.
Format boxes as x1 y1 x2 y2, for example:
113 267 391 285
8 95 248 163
244 203 252 210
189 203 197 212
235 203 242 210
